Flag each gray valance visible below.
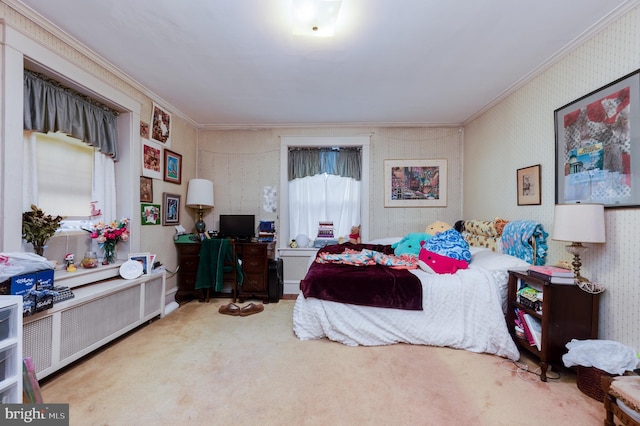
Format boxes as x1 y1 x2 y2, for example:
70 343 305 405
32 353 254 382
23 70 120 160
288 147 361 181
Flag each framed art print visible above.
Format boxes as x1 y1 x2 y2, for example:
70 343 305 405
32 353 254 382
140 203 161 225
383 159 447 207
128 252 151 275
163 149 182 184
162 192 180 225
140 176 153 203
151 102 171 145
555 68 640 207
517 164 541 205
141 140 162 180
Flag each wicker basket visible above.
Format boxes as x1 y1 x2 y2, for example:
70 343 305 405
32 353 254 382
576 366 616 402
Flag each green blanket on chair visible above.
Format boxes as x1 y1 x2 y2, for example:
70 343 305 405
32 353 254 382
195 238 243 292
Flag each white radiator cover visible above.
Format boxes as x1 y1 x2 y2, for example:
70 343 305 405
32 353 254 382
23 273 165 380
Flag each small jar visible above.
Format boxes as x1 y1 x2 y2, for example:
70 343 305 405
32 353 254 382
81 251 98 268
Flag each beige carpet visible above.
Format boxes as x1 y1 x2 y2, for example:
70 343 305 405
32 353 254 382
40 299 604 425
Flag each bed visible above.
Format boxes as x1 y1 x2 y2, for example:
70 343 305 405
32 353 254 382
292 219 548 360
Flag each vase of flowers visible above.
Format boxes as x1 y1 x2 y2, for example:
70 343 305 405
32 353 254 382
85 219 129 264
22 205 63 256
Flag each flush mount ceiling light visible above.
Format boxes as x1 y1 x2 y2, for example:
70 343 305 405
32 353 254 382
292 0 342 37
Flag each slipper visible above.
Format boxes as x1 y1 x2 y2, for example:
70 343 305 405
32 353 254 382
218 303 241 316
239 303 264 317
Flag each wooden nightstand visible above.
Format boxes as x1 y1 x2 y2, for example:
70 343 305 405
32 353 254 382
506 270 600 381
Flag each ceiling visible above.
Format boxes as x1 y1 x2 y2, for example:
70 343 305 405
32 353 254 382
13 0 638 129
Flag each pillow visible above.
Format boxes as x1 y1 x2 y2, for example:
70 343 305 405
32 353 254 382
367 237 403 245
470 247 529 271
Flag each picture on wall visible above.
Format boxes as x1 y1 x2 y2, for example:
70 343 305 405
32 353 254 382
555 68 640 207
163 149 182 184
141 141 162 180
517 164 541 205
140 121 149 139
151 102 171 145
128 252 151 275
162 192 180 225
383 159 447 207
140 176 153 203
141 203 161 225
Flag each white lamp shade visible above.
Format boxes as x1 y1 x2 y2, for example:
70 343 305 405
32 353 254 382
552 203 605 243
186 179 214 208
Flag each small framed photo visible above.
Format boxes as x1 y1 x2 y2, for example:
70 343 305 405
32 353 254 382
140 121 149 139
163 149 182 184
140 176 153 203
162 192 181 225
128 252 151 275
142 140 162 180
517 164 541 206
141 203 161 225
151 102 171 145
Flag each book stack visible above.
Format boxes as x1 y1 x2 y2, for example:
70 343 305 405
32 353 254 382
527 265 575 284
517 285 542 313
514 308 542 350
257 221 276 242
314 221 338 248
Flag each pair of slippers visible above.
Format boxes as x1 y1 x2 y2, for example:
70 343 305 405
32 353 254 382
218 302 264 317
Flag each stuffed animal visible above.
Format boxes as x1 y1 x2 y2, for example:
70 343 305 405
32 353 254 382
349 225 361 244
418 228 471 274
425 221 452 236
392 232 432 256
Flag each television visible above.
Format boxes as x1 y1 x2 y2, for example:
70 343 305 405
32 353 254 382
219 215 255 241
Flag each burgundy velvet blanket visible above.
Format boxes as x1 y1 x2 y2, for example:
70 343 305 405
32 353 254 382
300 243 423 310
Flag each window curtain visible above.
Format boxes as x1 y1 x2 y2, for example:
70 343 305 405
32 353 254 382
22 132 38 211
288 148 361 180
288 147 362 242
23 70 120 160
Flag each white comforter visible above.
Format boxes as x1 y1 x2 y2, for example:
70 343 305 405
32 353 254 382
293 264 520 360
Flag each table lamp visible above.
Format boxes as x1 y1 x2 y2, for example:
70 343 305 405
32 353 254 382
186 179 214 234
551 203 605 281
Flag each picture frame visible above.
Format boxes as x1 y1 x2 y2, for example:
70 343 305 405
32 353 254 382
128 252 151 275
140 203 161 225
555 68 640 208
517 164 541 206
141 140 162 180
383 159 447 207
150 102 171 145
163 149 182 184
140 121 149 139
162 192 181 225
140 176 153 203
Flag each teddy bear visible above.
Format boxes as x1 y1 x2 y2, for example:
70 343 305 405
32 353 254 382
425 220 452 236
349 225 361 244
391 232 432 256
418 228 471 274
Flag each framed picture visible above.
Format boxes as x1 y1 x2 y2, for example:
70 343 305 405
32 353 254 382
163 149 182 184
383 159 447 207
140 121 149 139
151 102 171 145
140 203 161 225
162 192 181 225
141 140 162 180
128 252 151 275
555 68 640 207
517 164 541 205
140 176 153 203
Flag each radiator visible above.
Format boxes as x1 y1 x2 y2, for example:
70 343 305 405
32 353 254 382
23 273 166 380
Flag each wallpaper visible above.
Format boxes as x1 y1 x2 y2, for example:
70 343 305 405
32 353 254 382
464 6 640 350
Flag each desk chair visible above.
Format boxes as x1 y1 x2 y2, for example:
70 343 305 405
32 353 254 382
195 238 243 303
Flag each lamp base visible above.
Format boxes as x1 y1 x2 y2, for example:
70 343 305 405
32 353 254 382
565 242 589 282
194 208 206 234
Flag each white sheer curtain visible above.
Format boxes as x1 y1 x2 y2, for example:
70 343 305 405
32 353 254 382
22 132 38 210
288 173 361 243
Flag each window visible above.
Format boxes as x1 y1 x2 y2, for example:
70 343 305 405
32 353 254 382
280 136 370 248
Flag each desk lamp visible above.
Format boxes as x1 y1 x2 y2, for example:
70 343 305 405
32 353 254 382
186 179 214 234
552 203 605 281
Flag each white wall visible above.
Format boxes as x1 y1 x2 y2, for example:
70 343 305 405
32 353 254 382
464 6 640 350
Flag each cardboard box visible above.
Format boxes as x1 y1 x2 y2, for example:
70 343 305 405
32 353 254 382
36 269 55 290
34 293 53 313
7 273 37 297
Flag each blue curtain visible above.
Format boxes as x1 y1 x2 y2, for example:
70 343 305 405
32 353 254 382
288 147 361 181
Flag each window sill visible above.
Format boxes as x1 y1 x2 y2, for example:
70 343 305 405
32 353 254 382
277 247 319 257
54 261 123 289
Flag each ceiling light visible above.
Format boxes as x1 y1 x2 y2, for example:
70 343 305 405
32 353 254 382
292 0 342 37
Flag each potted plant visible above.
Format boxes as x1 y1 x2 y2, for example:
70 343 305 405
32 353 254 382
22 204 63 256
